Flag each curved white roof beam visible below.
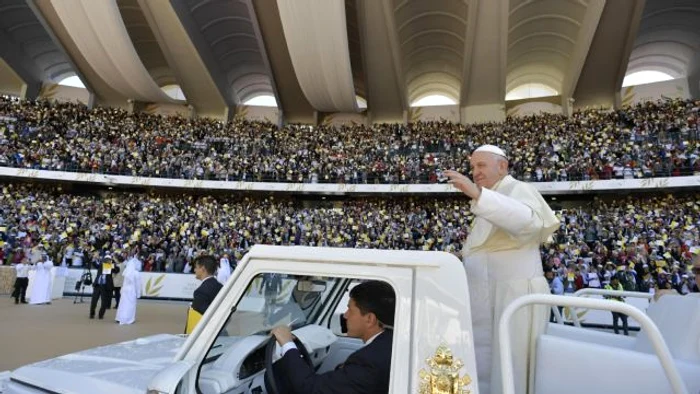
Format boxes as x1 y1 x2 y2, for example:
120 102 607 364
276 0 358 112
49 0 177 103
136 0 227 117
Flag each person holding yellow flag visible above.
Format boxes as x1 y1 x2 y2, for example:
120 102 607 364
604 275 628 335
89 255 120 320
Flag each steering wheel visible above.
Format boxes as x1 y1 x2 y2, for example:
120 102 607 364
264 336 313 394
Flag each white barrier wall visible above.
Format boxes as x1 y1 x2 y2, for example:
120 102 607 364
619 78 691 107
64 268 199 300
408 105 460 123
38 83 91 105
2 166 699 195
60 267 651 329
507 101 563 117
236 105 281 124
63 269 296 303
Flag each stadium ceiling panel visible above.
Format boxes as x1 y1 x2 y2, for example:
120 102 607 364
0 0 78 96
7 0 689 117
393 0 469 104
627 0 700 79
136 0 227 117
276 0 359 112
506 0 604 98
41 0 177 104
171 0 280 112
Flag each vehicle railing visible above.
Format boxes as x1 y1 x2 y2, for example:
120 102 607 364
499 294 688 394
569 288 653 327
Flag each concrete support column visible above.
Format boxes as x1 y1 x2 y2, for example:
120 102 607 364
613 91 622 110
20 82 41 100
460 104 506 124
561 97 575 117
187 104 196 119
687 75 700 101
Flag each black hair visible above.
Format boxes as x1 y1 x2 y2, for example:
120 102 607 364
194 254 218 275
350 280 396 327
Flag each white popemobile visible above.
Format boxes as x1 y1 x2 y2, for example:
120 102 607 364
1 245 699 394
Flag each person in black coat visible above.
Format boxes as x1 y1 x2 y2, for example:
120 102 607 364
271 280 395 394
90 254 120 319
191 255 223 315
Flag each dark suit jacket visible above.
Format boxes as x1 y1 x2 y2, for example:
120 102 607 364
192 277 223 315
92 260 120 289
276 330 392 394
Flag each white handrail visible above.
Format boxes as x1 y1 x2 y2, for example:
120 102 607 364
498 294 688 394
569 288 652 327
573 288 654 299
550 305 564 324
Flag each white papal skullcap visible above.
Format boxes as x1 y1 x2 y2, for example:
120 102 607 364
473 144 507 159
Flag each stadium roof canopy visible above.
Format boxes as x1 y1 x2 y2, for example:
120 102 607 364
0 0 698 122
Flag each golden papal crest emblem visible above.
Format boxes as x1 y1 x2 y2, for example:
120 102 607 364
419 343 472 394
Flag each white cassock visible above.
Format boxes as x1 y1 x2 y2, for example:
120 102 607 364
217 257 232 285
29 260 54 305
463 175 559 394
116 259 142 325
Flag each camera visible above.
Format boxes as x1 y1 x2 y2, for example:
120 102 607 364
74 271 92 290
73 270 93 303
436 169 448 183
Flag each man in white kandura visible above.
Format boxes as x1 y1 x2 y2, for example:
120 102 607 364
445 145 559 394
217 253 232 285
115 256 142 325
29 255 54 305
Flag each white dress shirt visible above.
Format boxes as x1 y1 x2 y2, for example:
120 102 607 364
280 329 385 356
15 263 29 278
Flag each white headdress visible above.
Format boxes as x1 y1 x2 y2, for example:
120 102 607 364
473 144 507 159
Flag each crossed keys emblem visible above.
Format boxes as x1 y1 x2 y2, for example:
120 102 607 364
418 343 472 394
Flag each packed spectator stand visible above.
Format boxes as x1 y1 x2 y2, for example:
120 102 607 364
1 96 699 184
0 95 698 297
0 183 697 295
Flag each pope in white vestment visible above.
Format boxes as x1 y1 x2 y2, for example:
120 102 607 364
29 259 54 305
116 257 142 325
446 145 559 394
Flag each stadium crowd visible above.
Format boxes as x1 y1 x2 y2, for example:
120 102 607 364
0 183 697 294
1 96 699 184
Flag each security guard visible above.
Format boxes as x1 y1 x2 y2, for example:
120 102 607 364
604 275 628 335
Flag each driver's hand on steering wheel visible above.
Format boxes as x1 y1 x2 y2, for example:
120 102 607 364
271 326 294 345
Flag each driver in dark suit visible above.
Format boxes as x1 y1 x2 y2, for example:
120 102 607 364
271 280 395 394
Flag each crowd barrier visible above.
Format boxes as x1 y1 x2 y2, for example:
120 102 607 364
1 166 699 195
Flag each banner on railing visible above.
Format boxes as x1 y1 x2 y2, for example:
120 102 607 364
1 166 699 194
62 269 297 304
64 268 199 299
